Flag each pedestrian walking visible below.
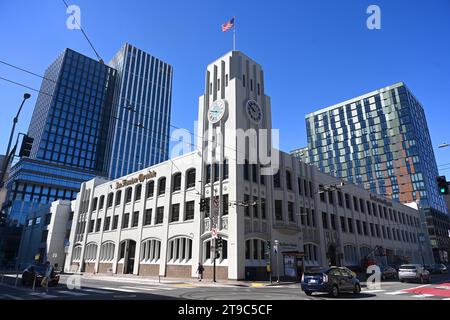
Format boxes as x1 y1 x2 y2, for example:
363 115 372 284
41 261 53 293
196 263 204 281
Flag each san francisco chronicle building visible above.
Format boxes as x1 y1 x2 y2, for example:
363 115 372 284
64 51 433 280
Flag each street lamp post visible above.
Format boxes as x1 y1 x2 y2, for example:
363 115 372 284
274 240 280 283
0 93 31 187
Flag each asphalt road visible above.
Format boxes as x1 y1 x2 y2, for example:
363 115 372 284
1 273 450 300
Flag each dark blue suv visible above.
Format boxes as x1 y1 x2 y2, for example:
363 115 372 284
301 266 361 298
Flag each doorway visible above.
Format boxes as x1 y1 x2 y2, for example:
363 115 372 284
121 240 136 274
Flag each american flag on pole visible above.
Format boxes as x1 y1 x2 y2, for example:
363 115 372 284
221 17 235 32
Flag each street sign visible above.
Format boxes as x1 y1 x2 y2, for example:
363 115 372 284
211 228 218 238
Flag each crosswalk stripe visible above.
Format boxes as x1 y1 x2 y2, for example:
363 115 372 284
121 286 156 291
55 290 88 296
364 289 386 293
29 292 58 299
82 288 113 294
442 298 450 300
385 291 407 295
411 294 434 298
3 294 24 300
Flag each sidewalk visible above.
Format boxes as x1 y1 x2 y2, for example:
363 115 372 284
70 273 299 288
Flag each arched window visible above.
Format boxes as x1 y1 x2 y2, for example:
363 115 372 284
167 237 192 263
146 180 154 198
98 195 105 210
172 173 181 192
125 187 132 203
158 177 166 195
72 245 82 262
140 239 161 262
92 197 98 211
186 169 196 189
115 190 122 206
84 243 98 261
107 193 114 208
100 242 115 262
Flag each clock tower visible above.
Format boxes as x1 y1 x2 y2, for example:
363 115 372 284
197 51 275 280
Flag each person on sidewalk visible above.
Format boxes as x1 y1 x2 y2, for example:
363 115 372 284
196 263 204 281
41 261 53 293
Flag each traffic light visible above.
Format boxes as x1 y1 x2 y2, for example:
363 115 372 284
216 236 223 249
199 198 206 212
437 176 449 195
19 135 34 158
266 240 271 252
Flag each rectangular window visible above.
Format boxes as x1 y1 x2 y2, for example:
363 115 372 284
340 216 346 232
345 193 350 209
261 199 266 219
104 216 111 231
95 218 101 232
286 171 292 190
112 215 119 230
348 218 354 233
353 196 359 211
273 171 281 188
135 184 142 201
144 209 152 225
89 219 95 233
244 161 249 181
356 220 362 234
171 204 180 222
156 207 164 224
122 213 130 228
330 214 336 230
45 214 52 225
253 197 259 218
337 191 343 207
41 230 48 242
244 195 250 216
158 178 166 195
185 201 195 220
275 200 283 221
132 211 139 227
252 164 258 183
322 212 328 229
223 195 229 216
288 202 295 222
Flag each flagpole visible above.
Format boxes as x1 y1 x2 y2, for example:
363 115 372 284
233 17 236 51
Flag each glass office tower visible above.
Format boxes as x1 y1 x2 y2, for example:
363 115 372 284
107 43 173 179
29 48 117 173
302 82 447 214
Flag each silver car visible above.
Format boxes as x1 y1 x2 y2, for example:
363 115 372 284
398 264 431 283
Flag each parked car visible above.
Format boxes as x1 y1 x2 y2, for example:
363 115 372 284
301 266 361 298
21 264 60 287
366 265 398 280
398 264 430 283
428 264 448 274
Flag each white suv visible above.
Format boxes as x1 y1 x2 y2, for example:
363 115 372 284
398 264 431 283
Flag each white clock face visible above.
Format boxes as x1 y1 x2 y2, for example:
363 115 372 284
245 100 263 124
208 99 227 123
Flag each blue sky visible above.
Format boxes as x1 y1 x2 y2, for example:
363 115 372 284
1 0 450 175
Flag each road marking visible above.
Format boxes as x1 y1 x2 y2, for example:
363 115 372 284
385 291 407 295
442 298 450 300
56 290 88 296
363 289 386 293
98 287 137 293
82 288 114 294
121 286 156 292
410 294 434 298
28 292 58 299
3 294 24 300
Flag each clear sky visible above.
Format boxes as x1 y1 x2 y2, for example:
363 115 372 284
1 0 450 175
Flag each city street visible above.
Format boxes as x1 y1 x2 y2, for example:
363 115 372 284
1 273 450 301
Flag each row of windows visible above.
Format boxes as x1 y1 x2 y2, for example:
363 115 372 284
91 169 197 211
87 200 200 234
319 189 420 228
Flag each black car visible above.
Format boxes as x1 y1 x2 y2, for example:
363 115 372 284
366 265 398 280
21 264 60 287
301 266 361 298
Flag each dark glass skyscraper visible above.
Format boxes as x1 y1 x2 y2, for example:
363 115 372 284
301 82 447 214
106 43 172 178
29 48 117 173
